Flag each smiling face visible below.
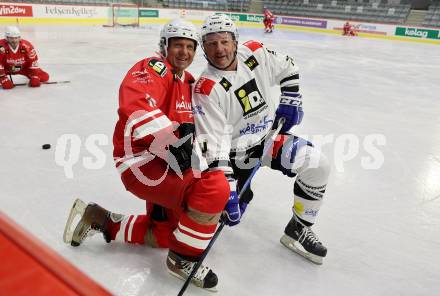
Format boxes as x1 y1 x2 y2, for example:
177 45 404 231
202 32 238 71
166 37 196 76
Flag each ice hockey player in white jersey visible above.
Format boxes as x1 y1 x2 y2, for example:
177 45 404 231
192 14 331 264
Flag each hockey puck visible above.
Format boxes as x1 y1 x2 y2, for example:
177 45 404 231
42 144 51 150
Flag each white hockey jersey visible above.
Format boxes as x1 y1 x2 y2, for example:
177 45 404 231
192 40 300 173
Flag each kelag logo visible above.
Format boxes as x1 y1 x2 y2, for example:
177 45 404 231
395 27 440 40
0 5 33 17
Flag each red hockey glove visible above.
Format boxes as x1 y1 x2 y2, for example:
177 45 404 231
29 76 41 87
1 76 14 89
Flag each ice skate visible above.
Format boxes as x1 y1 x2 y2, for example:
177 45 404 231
63 198 121 246
166 250 218 292
280 216 327 264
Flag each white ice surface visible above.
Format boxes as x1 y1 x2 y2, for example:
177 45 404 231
1 25 440 296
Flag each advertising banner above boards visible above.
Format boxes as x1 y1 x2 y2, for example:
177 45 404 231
0 3 438 44
139 9 159 18
395 26 440 40
35 5 106 19
0 3 33 17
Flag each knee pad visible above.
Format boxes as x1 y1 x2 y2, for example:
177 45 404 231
271 136 313 177
295 147 330 188
186 171 229 213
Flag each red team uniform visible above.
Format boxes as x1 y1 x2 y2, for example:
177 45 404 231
0 38 49 88
111 55 228 257
63 19 228 290
264 8 275 33
343 21 357 36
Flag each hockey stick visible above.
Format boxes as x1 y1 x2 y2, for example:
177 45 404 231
177 117 286 296
15 80 71 86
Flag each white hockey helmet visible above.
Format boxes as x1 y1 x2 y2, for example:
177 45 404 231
159 19 198 57
5 26 21 38
200 14 239 42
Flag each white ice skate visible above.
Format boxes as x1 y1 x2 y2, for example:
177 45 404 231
63 198 87 244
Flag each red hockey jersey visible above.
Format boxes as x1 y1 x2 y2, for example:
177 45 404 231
264 9 275 21
0 39 39 76
113 56 195 175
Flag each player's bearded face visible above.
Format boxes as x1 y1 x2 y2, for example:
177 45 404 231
203 32 237 71
166 38 196 76
6 37 20 49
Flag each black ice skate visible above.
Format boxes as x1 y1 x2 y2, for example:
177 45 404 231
63 198 122 246
166 250 218 292
280 216 327 264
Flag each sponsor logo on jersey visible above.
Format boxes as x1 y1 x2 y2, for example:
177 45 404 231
239 115 273 135
244 55 259 71
234 78 267 117
192 105 205 116
219 77 232 92
176 95 192 112
194 77 215 95
148 59 167 77
243 40 263 52
7 57 25 66
132 69 154 84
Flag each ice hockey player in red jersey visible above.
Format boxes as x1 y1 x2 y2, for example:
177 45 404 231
0 26 49 89
63 19 229 291
263 7 275 33
343 21 357 36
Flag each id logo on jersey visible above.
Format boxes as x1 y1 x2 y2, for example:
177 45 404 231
148 59 167 77
234 79 266 116
244 55 259 71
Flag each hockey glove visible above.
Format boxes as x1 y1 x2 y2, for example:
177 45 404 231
223 177 248 226
273 91 304 133
168 123 194 173
29 76 41 87
1 76 14 89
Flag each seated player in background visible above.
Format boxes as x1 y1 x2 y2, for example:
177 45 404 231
343 21 357 36
0 26 49 89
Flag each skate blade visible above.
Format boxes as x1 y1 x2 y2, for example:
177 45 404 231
63 198 87 244
167 270 218 293
280 234 323 265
